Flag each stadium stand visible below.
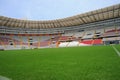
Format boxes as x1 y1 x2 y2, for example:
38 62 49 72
80 39 93 45
0 4 120 50
93 39 102 45
82 30 95 39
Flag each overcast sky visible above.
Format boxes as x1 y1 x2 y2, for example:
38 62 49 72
0 0 120 20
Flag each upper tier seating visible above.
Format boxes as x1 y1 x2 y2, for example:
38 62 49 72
105 27 115 32
95 29 104 38
82 30 95 39
59 36 76 41
103 28 120 37
73 32 84 38
62 33 74 36
103 37 120 41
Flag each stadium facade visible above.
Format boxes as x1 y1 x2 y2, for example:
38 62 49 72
0 4 120 50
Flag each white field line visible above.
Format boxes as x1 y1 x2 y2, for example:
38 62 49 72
112 46 120 56
0 75 11 80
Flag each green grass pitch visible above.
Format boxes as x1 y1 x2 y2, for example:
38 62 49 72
0 45 120 80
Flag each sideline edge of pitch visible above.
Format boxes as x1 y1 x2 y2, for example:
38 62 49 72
112 45 120 56
0 75 11 80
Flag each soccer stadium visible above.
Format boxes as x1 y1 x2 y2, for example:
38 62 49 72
0 1 120 80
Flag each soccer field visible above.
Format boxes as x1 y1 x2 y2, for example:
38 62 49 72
0 45 120 80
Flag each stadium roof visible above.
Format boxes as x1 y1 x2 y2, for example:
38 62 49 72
0 4 120 29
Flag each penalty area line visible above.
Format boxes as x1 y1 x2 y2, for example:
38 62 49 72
112 45 120 57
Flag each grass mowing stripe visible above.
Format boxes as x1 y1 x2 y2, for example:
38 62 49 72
112 45 120 56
